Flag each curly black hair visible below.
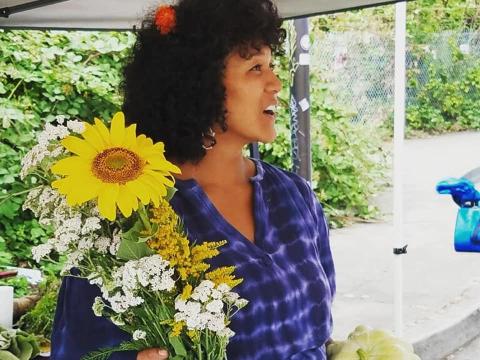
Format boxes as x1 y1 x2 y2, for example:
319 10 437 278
121 0 285 164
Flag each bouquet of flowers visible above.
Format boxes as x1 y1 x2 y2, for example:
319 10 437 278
21 112 248 360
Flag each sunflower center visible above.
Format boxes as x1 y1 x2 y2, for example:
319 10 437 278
92 147 144 184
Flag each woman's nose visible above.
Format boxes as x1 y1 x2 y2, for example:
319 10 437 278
267 71 282 94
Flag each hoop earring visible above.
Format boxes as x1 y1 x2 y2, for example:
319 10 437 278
202 128 216 150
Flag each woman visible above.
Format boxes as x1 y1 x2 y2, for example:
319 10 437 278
51 0 335 359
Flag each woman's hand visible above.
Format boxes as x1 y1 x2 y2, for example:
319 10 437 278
137 348 169 360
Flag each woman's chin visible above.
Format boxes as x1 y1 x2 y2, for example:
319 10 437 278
257 130 277 144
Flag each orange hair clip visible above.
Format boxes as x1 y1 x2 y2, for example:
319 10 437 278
155 5 176 35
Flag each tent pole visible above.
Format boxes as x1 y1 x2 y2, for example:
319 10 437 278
0 0 68 18
290 18 312 182
393 0 407 338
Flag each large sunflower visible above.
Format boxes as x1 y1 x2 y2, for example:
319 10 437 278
51 112 181 220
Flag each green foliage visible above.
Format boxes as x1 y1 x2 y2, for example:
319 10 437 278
261 28 390 226
17 276 61 341
0 29 135 268
405 0 480 134
407 0 480 44
0 275 31 298
311 105 389 228
406 38 480 134
0 235 13 266
311 0 480 136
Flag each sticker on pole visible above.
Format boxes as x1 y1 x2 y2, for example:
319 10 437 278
298 98 310 112
299 53 310 65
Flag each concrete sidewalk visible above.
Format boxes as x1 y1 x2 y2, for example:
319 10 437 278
329 131 480 360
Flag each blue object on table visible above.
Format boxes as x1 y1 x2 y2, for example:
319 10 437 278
436 177 480 252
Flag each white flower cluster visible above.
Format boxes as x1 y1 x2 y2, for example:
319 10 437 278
97 255 175 314
174 280 248 339
132 330 147 341
20 117 84 179
27 186 120 274
92 296 105 317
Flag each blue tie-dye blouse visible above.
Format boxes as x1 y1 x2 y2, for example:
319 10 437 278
50 158 336 360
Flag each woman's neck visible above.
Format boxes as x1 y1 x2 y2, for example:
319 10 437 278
173 147 255 188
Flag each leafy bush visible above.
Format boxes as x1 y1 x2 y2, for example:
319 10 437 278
407 41 480 134
0 275 31 297
18 276 61 343
0 29 135 268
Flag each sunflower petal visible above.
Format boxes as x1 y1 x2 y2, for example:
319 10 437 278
98 183 120 221
94 118 112 146
123 124 137 150
61 136 97 158
135 176 162 206
152 142 165 153
51 177 80 206
145 168 175 187
141 174 165 196
51 156 90 175
51 177 71 194
117 185 138 218
82 123 108 152
126 179 150 206
136 134 154 148
110 112 126 146
137 141 165 158
74 176 103 204
147 156 181 173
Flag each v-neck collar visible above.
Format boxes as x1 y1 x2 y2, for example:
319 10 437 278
173 157 264 189
173 158 267 255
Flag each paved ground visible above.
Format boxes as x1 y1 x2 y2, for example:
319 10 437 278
444 335 480 360
328 131 480 359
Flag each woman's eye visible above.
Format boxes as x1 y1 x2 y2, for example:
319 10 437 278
251 64 275 72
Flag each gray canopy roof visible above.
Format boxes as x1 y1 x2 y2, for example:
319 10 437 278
0 0 402 30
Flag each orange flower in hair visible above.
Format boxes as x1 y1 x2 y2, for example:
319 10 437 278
155 5 176 35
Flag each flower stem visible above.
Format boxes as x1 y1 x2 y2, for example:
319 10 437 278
0 186 42 206
357 348 368 360
138 204 152 233
197 341 203 360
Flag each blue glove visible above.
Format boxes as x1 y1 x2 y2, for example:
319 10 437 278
436 177 480 207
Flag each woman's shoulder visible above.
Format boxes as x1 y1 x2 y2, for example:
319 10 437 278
254 158 313 195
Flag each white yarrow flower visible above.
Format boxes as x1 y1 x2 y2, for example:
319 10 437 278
234 298 249 309
205 299 224 314
82 217 102 235
206 315 226 332
31 243 53 263
224 292 240 303
216 283 231 294
109 229 122 255
218 328 235 338
66 119 85 133
133 330 147 341
92 297 104 317
95 236 111 254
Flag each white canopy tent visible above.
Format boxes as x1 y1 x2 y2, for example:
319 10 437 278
0 0 403 28
0 0 409 337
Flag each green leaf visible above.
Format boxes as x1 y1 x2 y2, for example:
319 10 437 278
0 350 19 360
166 187 177 201
169 336 187 358
30 227 45 238
82 347 117 360
116 236 155 261
120 219 144 242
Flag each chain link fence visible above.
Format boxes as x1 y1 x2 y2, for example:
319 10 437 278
310 30 480 124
